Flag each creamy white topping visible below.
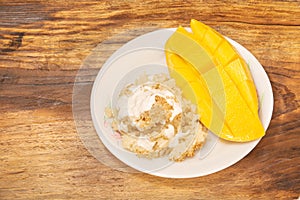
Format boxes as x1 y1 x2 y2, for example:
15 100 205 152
137 138 156 151
126 83 181 121
164 124 175 139
116 82 182 152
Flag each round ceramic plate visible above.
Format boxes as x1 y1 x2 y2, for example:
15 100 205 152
90 28 273 178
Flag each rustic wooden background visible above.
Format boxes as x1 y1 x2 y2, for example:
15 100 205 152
0 0 299 199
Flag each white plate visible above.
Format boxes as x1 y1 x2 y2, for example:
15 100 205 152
90 28 273 178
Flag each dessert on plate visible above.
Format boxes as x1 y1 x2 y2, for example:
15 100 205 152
105 73 208 161
104 19 266 162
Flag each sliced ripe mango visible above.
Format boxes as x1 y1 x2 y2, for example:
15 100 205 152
190 19 258 114
166 51 227 135
165 19 265 142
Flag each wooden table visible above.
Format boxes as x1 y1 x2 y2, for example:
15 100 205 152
1 1 299 199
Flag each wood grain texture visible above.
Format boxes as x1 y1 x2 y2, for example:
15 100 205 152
0 0 299 199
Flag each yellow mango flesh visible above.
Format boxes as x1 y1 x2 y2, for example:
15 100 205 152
190 19 258 115
166 52 219 134
165 20 265 142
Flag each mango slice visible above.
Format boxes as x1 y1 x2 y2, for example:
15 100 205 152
190 19 258 115
165 19 265 142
